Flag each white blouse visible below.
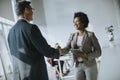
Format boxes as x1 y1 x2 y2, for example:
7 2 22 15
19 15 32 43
77 35 84 61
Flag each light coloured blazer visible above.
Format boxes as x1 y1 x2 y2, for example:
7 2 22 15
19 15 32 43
62 30 101 67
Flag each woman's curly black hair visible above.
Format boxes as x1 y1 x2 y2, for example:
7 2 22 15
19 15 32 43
74 12 89 28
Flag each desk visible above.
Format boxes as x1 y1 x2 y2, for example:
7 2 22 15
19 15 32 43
55 54 75 80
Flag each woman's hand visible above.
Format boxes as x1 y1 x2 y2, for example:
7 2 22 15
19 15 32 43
71 50 88 59
79 53 88 60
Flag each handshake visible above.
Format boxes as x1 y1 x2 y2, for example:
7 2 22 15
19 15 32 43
54 43 63 56
55 43 61 49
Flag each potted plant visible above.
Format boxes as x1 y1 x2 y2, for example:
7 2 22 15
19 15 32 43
105 25 114 48
105 25 114 41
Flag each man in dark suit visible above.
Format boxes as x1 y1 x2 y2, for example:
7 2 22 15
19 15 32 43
8 1 60 80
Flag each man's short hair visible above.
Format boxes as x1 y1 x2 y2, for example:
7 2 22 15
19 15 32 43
16 1 31 16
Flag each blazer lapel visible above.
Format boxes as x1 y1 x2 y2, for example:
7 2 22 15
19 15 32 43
73 32 78 49
81 31 88 50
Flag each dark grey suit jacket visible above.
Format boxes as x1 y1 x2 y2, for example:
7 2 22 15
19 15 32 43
8 19 59 80
62 30 101 67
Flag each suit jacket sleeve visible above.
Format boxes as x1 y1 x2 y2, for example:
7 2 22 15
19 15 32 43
87 32 101 60
30 25 59 59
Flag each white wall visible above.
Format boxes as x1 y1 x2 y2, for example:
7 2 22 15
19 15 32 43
0 0 14 21
31 0 47 28
41 0 120 48
98 45 120 80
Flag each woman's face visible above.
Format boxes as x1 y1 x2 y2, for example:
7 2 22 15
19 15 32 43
73 17 84 30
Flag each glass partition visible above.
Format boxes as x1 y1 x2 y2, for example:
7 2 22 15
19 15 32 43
0 17 14 80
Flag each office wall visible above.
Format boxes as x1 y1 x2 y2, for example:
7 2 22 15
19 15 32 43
31 0 47 27
0 0 14 21
98 46 120 80
41 0 120 48
0 0 119 48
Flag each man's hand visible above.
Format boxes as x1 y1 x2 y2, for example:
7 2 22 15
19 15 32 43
47 58 53 65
